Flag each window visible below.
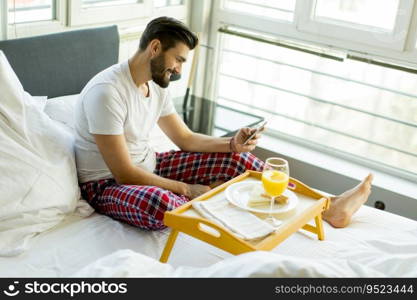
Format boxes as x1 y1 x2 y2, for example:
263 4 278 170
3 0 189 40
69 0 187 26
213 104 263 137
314 0 399 30
154 0 184 8
6 0 64 39
69 0 149 26
152 0 187 20
7 0 56 24
224 0 296 22
215 31 417 177
81 0 139 9
296 0 414 50
204 0 417 180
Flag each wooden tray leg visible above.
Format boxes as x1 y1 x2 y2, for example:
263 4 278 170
314 213 325 241
159 229 179 263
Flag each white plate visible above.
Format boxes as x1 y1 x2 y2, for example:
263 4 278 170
225 181 298 214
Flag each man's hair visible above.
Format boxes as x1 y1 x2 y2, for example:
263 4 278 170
139 16 198 51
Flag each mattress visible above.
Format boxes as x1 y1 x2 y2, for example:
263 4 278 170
1 203 416 277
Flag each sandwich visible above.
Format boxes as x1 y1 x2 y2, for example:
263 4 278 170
247 184 288 207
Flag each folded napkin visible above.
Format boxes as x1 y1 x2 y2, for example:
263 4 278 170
192 198 275 240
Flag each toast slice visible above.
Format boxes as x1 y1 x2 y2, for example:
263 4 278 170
247 185 288 207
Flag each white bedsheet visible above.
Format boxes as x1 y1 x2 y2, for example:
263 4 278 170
1 204 417 277
0 212 225 277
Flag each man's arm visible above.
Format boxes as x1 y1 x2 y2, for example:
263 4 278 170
93 134 210 198
158 113 261 153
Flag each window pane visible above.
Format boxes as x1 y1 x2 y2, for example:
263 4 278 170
154 0 184 8
82 0 141 9
214 105 263 134
314 0 399 31
8 0 55 24
216 33 417 176
224 0 296 22
169 0 183 5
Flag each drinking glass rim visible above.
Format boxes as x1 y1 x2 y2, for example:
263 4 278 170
265 157 288 168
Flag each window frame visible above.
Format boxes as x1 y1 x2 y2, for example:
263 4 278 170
295 0 415 51
6 0 66 39
0 1 7 39
152 0 187 20
222 0 297 23
68 0 188 27
214 0 417 67
2 0 189 40
68 0 152 26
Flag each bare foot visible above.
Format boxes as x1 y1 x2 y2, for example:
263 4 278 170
322 173 373 228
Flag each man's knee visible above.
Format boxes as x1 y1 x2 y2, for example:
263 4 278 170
147 187 185 212
231 152 264 171
135 187 185 229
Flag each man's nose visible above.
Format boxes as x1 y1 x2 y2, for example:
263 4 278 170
174 64 182 74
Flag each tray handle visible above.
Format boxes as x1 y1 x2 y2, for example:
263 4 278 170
164 213 255 254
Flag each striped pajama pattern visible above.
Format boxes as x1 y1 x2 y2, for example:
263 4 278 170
80 151 265 230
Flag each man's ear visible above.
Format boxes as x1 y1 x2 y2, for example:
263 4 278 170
149 39 162 58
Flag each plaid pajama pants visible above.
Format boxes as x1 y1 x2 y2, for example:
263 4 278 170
80 151 265 230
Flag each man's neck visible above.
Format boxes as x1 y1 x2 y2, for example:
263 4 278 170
128 51 151 89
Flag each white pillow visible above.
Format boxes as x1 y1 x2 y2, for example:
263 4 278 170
43 93 178 153
44 94 79 130
0 51 91 256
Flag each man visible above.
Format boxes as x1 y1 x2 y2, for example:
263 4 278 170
75 17 373 230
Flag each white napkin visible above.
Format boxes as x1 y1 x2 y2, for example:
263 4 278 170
192 198 275 240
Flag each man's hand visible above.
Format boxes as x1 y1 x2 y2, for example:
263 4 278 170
184 184 211 199
231 127 264 153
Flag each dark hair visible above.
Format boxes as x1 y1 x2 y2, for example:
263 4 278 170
139 16 198 51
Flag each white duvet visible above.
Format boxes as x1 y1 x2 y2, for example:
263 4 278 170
73 249 382 277
74 246 416 278
0 51 92 256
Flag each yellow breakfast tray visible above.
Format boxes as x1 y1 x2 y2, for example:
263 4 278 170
159 170 330 263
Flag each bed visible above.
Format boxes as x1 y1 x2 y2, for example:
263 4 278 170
1 26 417 278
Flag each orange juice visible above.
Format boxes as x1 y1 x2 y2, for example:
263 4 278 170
262 170 289 197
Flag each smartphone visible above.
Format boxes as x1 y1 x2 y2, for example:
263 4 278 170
243 120 267 145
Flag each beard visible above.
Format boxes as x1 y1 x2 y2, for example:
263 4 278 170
150 53 172 88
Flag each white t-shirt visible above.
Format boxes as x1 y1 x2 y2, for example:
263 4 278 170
74 61 176 183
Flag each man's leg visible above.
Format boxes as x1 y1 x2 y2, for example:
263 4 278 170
80 179 189 230
155 150 373 228
154 150 264 186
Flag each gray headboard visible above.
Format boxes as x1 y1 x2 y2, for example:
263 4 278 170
0 25 119 98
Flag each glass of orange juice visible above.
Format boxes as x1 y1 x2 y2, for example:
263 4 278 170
262 157 289 226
